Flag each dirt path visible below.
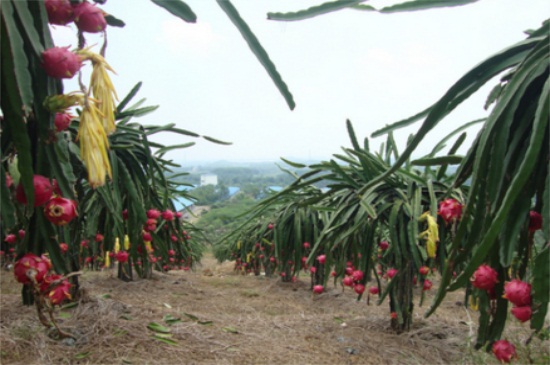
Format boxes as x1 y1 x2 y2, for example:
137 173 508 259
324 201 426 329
0 252 543 364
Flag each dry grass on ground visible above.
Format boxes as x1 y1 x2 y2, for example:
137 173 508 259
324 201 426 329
0 253 548 365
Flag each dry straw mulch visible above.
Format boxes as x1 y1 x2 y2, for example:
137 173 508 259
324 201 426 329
0 256 547 365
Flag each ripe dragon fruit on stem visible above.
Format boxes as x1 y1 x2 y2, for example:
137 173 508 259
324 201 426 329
13 253 52 285
44 197 78 226
41 47 82 79
471 264 499 291
503 279 531 307
73 1 107 33
15 175 54 206
44 0 74 25
39 274 72 305
511 306 532 323
438 198 463 223
492 340 517 363
528 210 542 232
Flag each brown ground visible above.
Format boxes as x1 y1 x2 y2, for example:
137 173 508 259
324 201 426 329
0 252 547 365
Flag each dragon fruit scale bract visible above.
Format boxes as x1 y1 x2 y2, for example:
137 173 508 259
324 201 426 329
41 47 82 79
45 0 74 25
471 264 499 291
73 1 107 33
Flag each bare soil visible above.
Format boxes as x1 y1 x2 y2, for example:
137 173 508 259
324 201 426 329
0 252 547 365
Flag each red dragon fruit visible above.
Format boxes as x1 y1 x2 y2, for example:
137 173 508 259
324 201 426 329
419 266 430 276
492 340 517 363
528 211 542 233
471 264 499 291
511 306 532 323
387 268 398 279
115 251 129 263
312 285 324 294
40 274 72 305
342 276 354 287
379 241 390 251
15 175 54 206
352 270 364 282
44 197 78 226
54 112 73 132
4 234 17 244
161 209 174 221
147 209 161 219
369 286 379 295
438 198 463 223
317 254 326 265
503 279 531 306
45 0 74 25
14 253 52 285
41 47 82 79
59 243 69 253
354 284 365 295
73 1 107 33
423 279 433 291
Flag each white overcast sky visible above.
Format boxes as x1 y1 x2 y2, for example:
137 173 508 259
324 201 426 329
51 0 549 163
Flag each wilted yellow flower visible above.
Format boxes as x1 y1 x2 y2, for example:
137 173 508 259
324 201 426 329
104 251 110 268
124 235 130 250
78 48 118 135
114 237 120 254
419 211 439 259
76 99 112 188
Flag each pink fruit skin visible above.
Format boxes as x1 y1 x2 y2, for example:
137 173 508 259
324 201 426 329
492 340 517 363
438 198 463 223
471 264 499 291
4 234 17 244
511 306 532 322
317 255 326 265
45 0 74 25
369 286 379 295
15 175 54 206
41 47 82 79
504 279 532 306
379 241 389 251
73 2 107 33
419 266 430 276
